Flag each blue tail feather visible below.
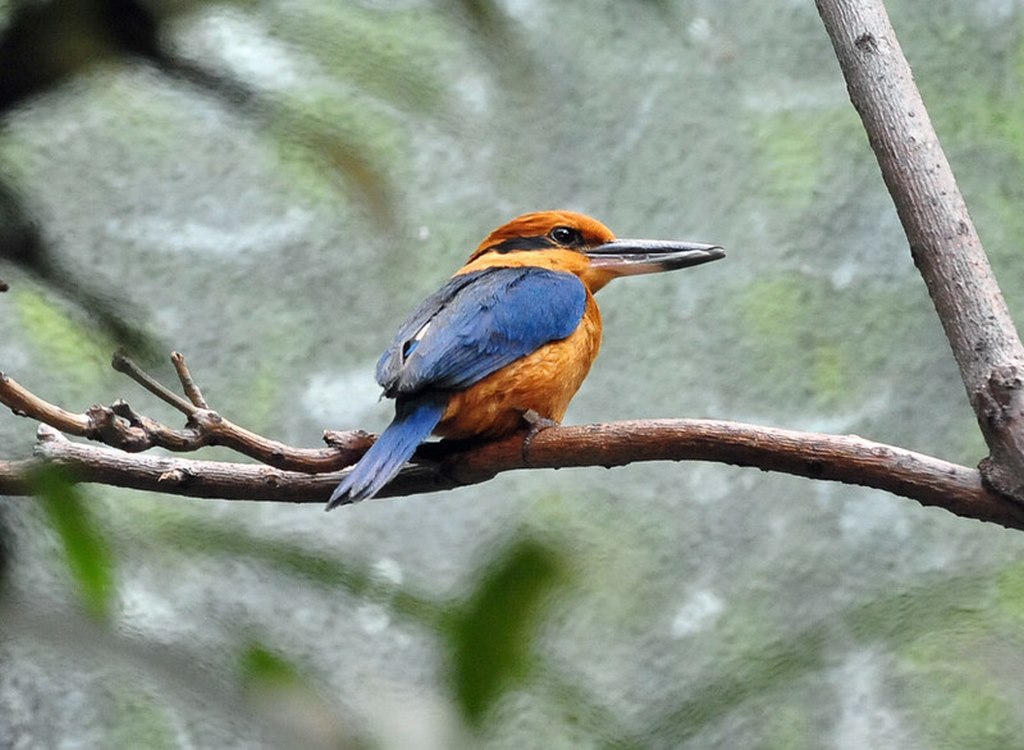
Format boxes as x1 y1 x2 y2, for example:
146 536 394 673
326 394 447 509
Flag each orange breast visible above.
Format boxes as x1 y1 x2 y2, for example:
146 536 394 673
435 294 603 440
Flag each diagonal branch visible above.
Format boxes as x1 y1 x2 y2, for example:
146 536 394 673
816 0 1024 501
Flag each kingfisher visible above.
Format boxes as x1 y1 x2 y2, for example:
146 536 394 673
327 210 724 508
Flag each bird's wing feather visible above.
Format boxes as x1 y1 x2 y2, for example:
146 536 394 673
376 267 587 396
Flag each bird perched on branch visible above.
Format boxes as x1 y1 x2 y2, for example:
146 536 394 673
327 210 724 508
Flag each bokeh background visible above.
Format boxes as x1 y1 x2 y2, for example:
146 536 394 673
3 0 1024 747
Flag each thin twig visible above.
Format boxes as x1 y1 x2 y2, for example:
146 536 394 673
111 350 197 416
0 359 372 470
171 351 208 409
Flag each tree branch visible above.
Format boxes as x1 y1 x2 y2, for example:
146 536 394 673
0 360 372 471
2 420 1021 530
816 0 1024 501
3 352 1024 529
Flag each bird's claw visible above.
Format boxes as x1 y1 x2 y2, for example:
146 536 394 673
520 409 559 463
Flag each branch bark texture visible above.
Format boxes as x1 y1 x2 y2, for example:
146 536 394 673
816 0 1024 500
6 359 1019 529
2 421 1021 531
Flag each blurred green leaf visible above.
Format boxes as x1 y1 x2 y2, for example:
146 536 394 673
445 538 565 727
241 642 303 689
32 466 113 621
449 0 510 43
240 642 357 750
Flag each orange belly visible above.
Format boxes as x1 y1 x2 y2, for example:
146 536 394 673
435 296 602 440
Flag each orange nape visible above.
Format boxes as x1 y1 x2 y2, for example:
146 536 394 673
327 210 724 506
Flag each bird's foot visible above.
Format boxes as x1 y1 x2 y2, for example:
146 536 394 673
519 409 559 463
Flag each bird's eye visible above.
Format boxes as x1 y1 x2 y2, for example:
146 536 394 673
549 226 581 246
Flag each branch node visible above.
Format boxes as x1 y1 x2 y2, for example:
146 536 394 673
158 467 196 486
110 399 144 427
323 429 374 450
36 423 65 442
197 409 223 425
112 350 197 416
854 32 878 53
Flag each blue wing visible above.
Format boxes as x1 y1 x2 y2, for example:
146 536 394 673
376 267 587 396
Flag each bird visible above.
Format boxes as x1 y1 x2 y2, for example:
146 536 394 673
326 210 724 508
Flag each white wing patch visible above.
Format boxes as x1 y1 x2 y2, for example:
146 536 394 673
401 320 432 362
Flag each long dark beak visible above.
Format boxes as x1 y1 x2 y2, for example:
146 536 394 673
585 239 725 276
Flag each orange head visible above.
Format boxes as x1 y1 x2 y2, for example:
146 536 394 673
459 210 724 292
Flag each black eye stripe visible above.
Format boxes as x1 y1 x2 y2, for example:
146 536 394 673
489 235 557 254
486 227 590 255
